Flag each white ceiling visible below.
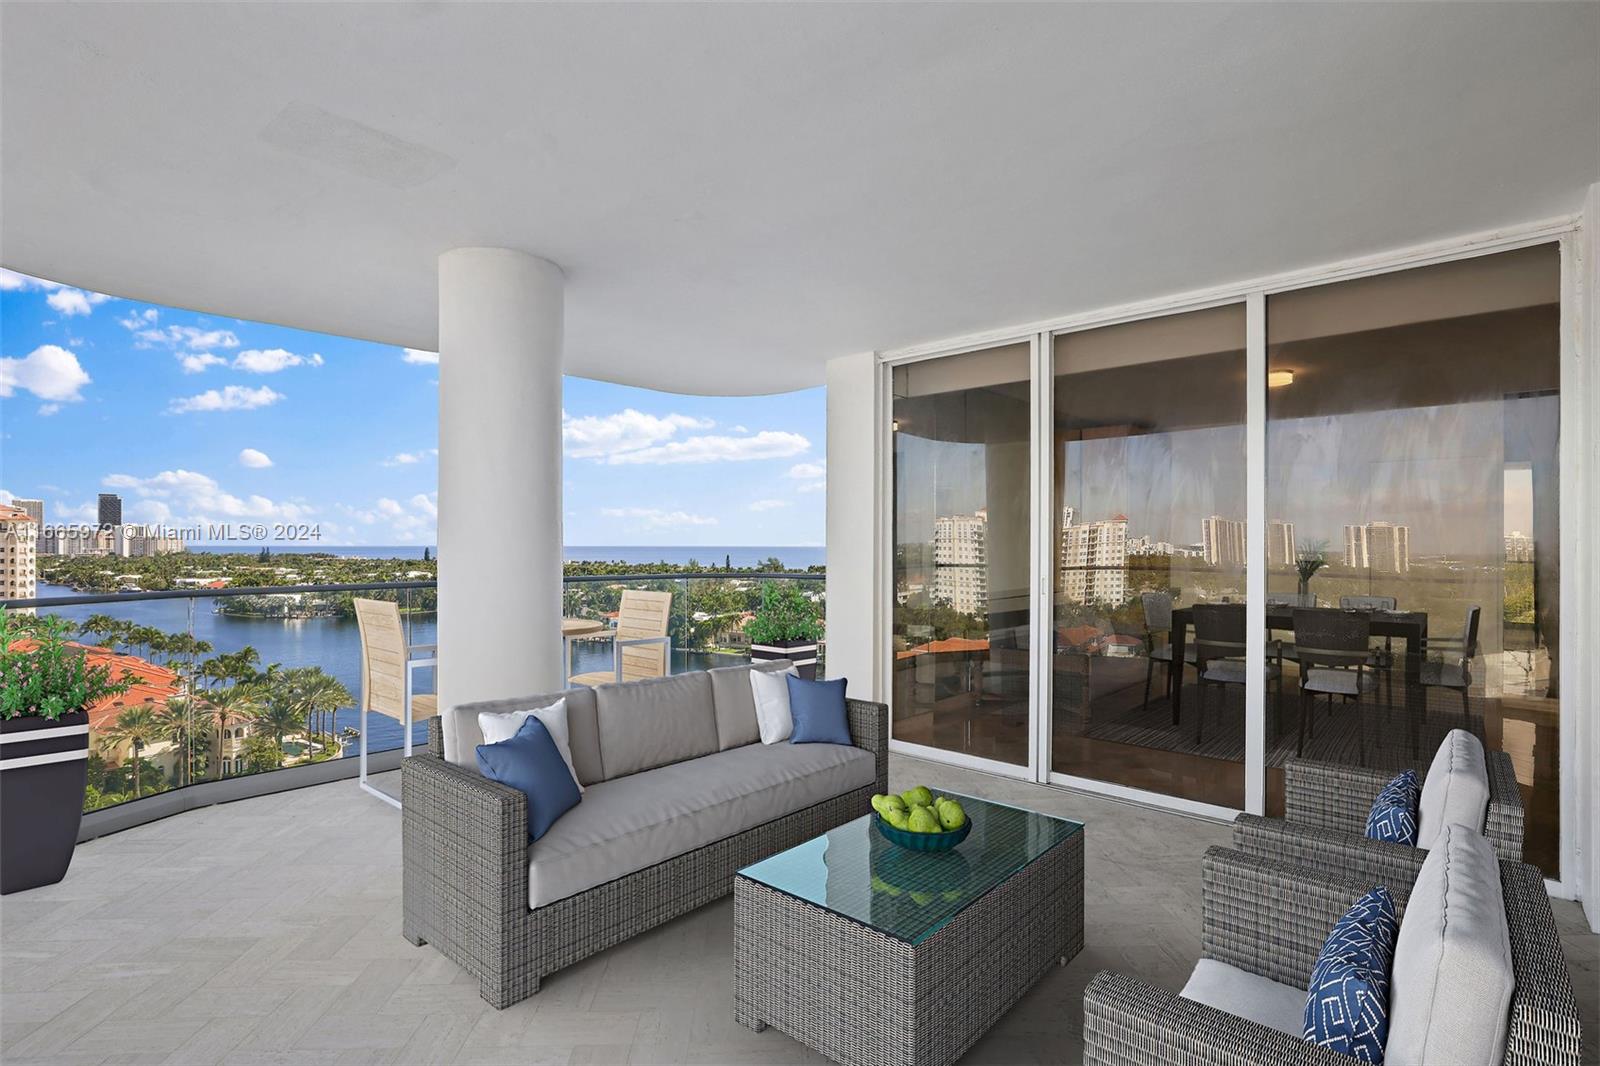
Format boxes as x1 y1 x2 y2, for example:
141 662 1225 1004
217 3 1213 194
3 3 1596 395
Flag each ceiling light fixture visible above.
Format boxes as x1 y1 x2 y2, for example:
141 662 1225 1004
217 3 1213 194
1267 369 1295 388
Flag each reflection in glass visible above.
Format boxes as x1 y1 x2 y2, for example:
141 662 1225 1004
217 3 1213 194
1049 305 1247 807
1266 243 1561 875
891 343 1032 766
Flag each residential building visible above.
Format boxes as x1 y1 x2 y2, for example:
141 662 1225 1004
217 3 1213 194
932 510 987 615
13 498 44 526
1344 522 1369 568
97 493 122 528
1344 520 1411 573
1059 514 1129 605
1506 530 1535 563
0 504 38 604
1200 515 1246 568
1267 520 1296 567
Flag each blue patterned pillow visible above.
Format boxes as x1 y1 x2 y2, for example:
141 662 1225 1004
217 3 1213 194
1364 769 1419 846
1304 886 1399 1062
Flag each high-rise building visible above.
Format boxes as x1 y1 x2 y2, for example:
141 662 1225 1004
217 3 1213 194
932 510 988 615
13 499 44 526
1344 521 1410 572
1200 515 1246 568
0 504 39 605
98 493 123 528
1505 531 1535 563
1267 520 1296 567
1059 513 1129 605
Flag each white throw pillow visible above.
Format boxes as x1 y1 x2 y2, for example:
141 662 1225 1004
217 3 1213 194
478 697 584 792
750 666 798 745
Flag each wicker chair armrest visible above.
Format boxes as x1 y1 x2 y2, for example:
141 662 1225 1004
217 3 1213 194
1231 815 1426 902
846 698 889 794
1485 750 1526 863
1200 846 1376 987
1500 860 1584 1066
1283 758 1394 833
427 716 444 757
402 752 529 921
1083 970 1350 1066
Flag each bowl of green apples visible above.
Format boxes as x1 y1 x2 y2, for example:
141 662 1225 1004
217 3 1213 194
870 787 971 851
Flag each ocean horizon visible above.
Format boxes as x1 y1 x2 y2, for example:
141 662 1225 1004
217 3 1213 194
191 544 826 568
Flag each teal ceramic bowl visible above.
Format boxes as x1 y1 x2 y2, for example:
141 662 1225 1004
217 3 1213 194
872 812 972 851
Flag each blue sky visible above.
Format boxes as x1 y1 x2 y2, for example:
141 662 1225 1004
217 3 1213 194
1 269 825 547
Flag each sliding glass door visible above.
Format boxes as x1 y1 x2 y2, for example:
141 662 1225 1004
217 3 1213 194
891 341 1033 769
1048 305 1247 807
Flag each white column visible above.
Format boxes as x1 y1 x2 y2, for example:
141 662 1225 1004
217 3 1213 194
437 248 565 733
824 351 882 701
1578 182 1600 931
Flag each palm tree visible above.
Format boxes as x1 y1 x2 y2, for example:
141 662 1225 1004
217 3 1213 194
152 697 198 787
253 689 308 767
298 670 353 758
200 682 261 778
99 705 161 798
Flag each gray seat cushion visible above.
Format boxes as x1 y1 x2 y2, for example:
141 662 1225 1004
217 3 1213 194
1387 824 1514 1066
526 740 875 907
1202 659 1280 684
444 687 603 785
594 671 718 778
1303 666 1378 696
1179 959 1305 1037
708 660 794 751
1417 729 1490 849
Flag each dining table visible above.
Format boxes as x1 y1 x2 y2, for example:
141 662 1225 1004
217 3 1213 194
1167 605 1430 757
562 616 608 674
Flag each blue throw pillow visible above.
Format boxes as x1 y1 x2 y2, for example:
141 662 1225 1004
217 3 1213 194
1365 769 1420 847
786 675 851 745
1304 886 1399 1063
476 716 580 842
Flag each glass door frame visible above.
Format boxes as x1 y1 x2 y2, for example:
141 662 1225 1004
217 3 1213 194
877 217 1585 897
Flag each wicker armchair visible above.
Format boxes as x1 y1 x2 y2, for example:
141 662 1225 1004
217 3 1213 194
402 697 888 1009
1232 750 1524 888
1083 846 1582 1066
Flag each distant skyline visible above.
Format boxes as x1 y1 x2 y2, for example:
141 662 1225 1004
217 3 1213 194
2 268 825 547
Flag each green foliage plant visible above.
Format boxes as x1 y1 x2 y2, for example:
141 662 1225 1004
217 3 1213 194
0 608 139 722
744 583 822 645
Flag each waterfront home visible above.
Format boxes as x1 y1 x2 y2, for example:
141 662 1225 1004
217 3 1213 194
1 3 1597 1064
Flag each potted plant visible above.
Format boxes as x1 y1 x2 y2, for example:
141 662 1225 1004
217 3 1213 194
745 583 823 680
1 609 138 894
1294 540 1328 607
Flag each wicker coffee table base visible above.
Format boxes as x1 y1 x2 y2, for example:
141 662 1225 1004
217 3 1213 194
734 831 1084 1066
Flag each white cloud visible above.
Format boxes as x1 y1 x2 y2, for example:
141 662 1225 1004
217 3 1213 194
748 499 790 512
168 384 284 414
37 403 62 417
797 480 826 493
232 348 324 373
606 430 810 466
787 461 826 480
45 288 112 317
178 352 227 374
0 269 35 291
0 344 92 403
134 324 241 351
402 348 439 365
103 468 311 524
382 448 437 467
409 493 438 519
601 507 718 528
118 308 159 330
238 448 273 468
345 493 436 541
376 498 405 517
563 409 714 461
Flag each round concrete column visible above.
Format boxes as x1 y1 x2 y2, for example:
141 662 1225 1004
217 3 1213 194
437 248 564 719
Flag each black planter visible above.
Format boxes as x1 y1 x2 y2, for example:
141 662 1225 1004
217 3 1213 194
1 710 89 894
750 639 819 680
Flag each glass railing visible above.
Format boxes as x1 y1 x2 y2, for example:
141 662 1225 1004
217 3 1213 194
5 572 823 815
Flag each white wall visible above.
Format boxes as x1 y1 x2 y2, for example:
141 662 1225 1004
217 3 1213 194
824 351 882 702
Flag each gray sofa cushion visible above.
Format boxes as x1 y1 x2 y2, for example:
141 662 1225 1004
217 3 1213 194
1387 823 1514 1066
709 659 794 751
527 739 875 907
1179 959 1305 1038
444 687 603 785
594 671 718 779
1417 729 1490 849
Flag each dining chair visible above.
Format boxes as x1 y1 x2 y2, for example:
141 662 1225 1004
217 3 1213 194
1420 604 1481 730
569 588 674 686
1191 603 1281 745
1341 594 1399 706
353 597 438 809
1140 591 1194 719
1291 607 1376 763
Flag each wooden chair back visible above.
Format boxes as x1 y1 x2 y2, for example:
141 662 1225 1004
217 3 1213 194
354 597 409 717
613 589 674 682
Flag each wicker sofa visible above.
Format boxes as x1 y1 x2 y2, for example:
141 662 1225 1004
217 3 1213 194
400 662 889 1008
1233 729 1524 891
1083 832 1582 1066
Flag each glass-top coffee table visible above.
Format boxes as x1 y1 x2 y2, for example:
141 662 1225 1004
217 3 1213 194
734 792 1085 1066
